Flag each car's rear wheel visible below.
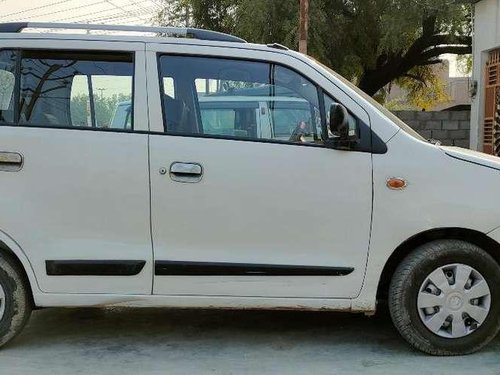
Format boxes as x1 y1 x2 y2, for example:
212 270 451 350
0 252 32 348
389 239 500 355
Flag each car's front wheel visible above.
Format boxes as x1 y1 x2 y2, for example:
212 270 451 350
389 239 500 355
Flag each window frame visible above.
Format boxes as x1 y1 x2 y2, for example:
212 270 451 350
0 48 137 133
156 53 358 149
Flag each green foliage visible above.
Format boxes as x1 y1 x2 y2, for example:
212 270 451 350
394 66 450 110
155 0 472 106
70 94 131 128
457 54 473 75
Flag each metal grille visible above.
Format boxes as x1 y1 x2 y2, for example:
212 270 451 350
484 50 500 155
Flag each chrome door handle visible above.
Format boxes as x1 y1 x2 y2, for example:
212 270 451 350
169 162 203 183
0 152 23 172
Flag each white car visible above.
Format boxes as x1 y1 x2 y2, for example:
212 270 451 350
111 93 323 141
0 22 498 355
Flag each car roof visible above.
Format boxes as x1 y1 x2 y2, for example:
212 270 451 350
0 22 292 54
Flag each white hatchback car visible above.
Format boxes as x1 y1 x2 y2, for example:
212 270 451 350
0 22 499 355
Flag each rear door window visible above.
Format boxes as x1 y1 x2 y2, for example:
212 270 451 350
0 50 17 124
0 49 134 130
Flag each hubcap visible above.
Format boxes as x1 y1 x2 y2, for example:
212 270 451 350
417 263 491 338
0 283 5 321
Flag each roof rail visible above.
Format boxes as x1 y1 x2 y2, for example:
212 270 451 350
0 22 247 43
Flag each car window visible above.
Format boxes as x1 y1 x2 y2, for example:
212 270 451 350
200 103 259 137
0 50 134 129
69 74 133 129
270 100 315 140
0 50 17 124
163 77 175 98
158 55 323 145
109 102 132 130
323 94 359 138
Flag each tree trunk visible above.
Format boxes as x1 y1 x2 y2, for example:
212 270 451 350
357 70 393 97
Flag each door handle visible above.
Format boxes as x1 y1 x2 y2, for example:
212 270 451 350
169 162 203 183
0 152 23 172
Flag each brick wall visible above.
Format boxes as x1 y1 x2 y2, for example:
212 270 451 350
392 111 470 148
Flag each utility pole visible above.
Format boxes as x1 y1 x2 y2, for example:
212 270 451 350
298 0 309 54
184 5 191 27
97 88 106 99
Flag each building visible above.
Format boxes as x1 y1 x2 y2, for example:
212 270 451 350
471 0 500 153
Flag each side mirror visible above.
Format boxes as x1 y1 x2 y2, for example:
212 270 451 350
329 103 349 138
327 103 358 150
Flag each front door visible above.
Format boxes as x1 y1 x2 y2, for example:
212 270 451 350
147 45 372 298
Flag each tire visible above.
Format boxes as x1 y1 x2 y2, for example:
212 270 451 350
0 252 32 348
389 239 500 355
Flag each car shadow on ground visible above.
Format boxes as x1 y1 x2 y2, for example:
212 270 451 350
16 304 404 350
2 305 500 375
9 304 500 352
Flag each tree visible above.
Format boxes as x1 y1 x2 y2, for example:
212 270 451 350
351 0 472 96
71 94 131 128
385 65 451 110
154 0 472 98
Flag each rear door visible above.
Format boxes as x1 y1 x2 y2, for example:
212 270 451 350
147 43 372 298
0 39 152 294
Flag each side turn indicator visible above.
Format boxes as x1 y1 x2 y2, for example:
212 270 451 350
387 177 407 190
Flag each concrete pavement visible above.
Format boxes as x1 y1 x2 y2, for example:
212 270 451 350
0 306 499 374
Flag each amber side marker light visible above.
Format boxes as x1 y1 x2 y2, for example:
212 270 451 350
387 177 407 190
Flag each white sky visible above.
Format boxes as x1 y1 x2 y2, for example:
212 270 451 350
0 0 162 25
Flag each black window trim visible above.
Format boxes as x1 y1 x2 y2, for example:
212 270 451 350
13 48 21 124
156 52 386 153
0 47 136 132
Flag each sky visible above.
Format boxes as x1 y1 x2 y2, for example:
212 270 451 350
0 0 162 25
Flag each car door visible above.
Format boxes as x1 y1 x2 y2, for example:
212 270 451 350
0 39 152 294
147 43 372 298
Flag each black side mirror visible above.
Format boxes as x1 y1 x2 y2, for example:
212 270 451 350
329 103 349 138
327 103 358 150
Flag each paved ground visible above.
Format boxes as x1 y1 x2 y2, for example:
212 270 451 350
0 305 499 375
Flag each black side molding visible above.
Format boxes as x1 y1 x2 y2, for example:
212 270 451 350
155 261 354 276
46 260 146 276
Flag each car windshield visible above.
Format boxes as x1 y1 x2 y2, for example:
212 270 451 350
305 57 425 141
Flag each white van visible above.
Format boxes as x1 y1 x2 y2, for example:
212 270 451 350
111 93 324 141
0 22 498 355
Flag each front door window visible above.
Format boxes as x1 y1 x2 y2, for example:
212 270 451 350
158 55 325 145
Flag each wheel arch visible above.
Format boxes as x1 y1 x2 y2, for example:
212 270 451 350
376 227 500 299
0 234 38 305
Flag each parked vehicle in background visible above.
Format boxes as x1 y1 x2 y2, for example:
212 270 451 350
111 93 322 141
110 101 132 130
0 22 499 356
